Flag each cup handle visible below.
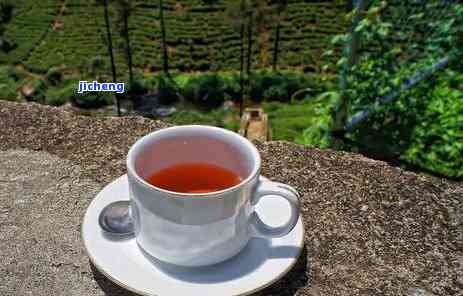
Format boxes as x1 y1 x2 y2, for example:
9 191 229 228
249 178 300 238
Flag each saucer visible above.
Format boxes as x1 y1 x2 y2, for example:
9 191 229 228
82 175 305 296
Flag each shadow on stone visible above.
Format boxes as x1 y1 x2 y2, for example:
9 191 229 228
90 246 309 295
91 261 139 296
255 245 309 295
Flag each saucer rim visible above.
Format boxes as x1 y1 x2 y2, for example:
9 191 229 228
82 174 305 296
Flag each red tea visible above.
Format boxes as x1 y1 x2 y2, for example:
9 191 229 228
147 163 242 194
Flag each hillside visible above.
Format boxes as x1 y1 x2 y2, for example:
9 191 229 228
0 0 347 75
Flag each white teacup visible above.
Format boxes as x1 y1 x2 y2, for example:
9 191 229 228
127 125 300 267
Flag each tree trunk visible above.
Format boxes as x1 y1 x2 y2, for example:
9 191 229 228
272 9 281 71
239 0 246 116
333 0 368 133
159 0 169 76
122 6 134 90
102 0 121 116
347 0 368 67
246 11 253 75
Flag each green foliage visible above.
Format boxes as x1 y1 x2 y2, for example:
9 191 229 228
0 0 345 72
44 81 75 106
182 74 225 109
262 94 336 144
404 72 463 178
144 71 332 107
331 1 463 179
126 72 149 95
71 92 113 109
297 91 339 148
157 75 179 105
0 65 18 100
29 78 46 102
222 73 241 100
248 71 329 102
128 78 148 95
0 0 16 52
45 67 64 86
166 108 239 131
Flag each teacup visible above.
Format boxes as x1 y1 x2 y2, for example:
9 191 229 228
127 125 300 267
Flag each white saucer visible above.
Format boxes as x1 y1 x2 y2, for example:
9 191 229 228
82 175 305 296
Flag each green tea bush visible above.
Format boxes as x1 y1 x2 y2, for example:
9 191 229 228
157 75 179 105
222 73 240 101
166 108 238 131
128 78 149 95
0 66 18 100
45 66 64 86
182 74 225 109
44 84 74 106
71 92 113 109
248 71 321 102
404 71 463 179
297 91 339 148
166 110 223 127
327 1 463 179
29 79 46 102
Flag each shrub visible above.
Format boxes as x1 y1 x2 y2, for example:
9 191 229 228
345 65 463 179
166 110 222 126
404 73 463 179
71 92 113 109
248 71 316 102
29 79 47 102
0 66 18 100
297 92 339 148
157 75 179 105
263 95 336 143
166 108 239 131
183 74 225 109
263 85 287 102
127 78 148 95
222 73 241 101
45 83 75 106
45 66 64 86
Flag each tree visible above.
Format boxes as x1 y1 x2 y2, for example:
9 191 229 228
202 0 219 5
246 9 253 75
115 0 134 91
245 0 272 74
159 0 169 76
333 0 369 133
225 0 248 115
272 0 287 71
0 0 16 53
100 0 121 116
239 0 246 116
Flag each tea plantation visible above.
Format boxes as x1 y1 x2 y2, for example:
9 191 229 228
1 0 347 74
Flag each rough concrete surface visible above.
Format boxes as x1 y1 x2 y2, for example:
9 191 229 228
0 101 462 296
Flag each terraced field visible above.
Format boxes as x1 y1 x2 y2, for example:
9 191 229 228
1 0 347 75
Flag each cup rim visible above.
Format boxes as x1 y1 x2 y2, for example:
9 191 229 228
126 125 261 198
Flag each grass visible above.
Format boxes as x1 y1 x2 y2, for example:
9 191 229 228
263 94 337 146
263 100 317 142
165 107 239 131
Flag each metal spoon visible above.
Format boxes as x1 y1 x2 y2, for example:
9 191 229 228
98 201 134 235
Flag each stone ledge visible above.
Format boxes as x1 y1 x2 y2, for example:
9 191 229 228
0 101 462 296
